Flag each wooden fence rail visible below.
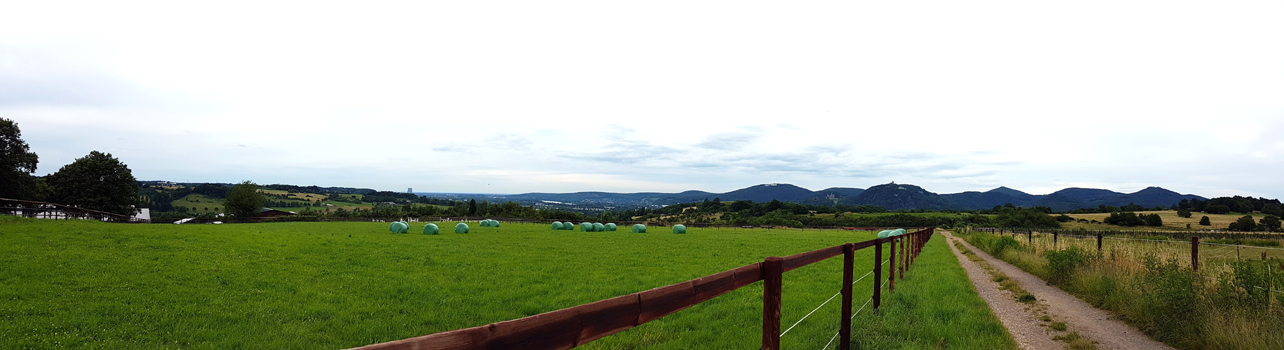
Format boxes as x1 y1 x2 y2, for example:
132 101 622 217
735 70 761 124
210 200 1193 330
348 228 936 350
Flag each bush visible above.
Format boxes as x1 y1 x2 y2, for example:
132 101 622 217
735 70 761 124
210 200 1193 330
1199 216 1211 226
1045 246 1092 285
989 236 1022 256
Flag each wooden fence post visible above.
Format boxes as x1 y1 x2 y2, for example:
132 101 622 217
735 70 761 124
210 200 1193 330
874 239 883 314
1054 231 1058 249
1097 233 1103 252
763 257 783 350
889 237 896 292
1191 236 1199 271
899 236 906 278
841 243 854 350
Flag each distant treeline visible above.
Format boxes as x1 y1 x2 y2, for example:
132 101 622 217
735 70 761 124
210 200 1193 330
1178 196 1283 216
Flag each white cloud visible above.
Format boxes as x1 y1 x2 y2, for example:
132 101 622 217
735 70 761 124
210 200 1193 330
4 0 1283 198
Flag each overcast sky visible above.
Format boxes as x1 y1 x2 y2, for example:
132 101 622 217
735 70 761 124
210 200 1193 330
4 1 1283 198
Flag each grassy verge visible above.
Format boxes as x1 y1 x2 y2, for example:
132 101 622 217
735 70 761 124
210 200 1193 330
1 218 1013 349
845 234 1018 350
956 229 1284 350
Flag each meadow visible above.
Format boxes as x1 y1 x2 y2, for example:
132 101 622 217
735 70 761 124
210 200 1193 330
1061 210 1275 232
0 216 1013 349
956 229 1284 349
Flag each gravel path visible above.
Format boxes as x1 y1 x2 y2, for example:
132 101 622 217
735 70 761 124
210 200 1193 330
942 231 1175 350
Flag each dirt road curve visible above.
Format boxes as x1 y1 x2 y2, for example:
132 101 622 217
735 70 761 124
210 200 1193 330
941 231 1175 350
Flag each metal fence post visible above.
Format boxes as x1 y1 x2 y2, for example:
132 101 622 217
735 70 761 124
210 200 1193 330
763 257 783 350
841 244 854 350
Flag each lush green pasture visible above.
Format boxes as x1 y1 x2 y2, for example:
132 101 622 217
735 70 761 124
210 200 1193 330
1 217 1010 349
170 194 225 214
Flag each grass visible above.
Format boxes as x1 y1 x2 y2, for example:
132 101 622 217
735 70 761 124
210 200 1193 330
957 229 1284 350
170 194 226 214
0 217 1013 349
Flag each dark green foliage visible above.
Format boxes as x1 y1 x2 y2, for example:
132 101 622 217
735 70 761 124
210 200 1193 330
1103 212 1162 227
225 181 265 218
1259 215 1281 232
1176 208 1192 218
1214 261 1270 308
467 199 477 215
1228 215 1257 232
1138 255 1199 343
1205 204 1232 214
0 117 41 200
988 236 1022 256
1055 214 1074 222
993 207 1061 229
1045 246 1092 285
1199 216 1211 226
45 151 139 216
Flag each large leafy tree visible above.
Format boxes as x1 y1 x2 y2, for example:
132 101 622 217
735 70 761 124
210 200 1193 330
225 181 265 218
0 118 40 200
46 151 139 216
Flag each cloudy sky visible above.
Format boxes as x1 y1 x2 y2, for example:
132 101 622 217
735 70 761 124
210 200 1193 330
4 1 1283 198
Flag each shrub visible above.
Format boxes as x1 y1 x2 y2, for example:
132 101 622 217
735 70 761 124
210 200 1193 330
1199 216 1211 226
989 236 1022 256
1046 246 1092 285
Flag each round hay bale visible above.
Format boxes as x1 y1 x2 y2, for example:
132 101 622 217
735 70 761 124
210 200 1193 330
551 221 563 230
389 222 400 232
455 222 470 233
632 224 647 233
580 222 594 232
673 224 687 234
892 228 906 236
423 223 439 234
391 221 408 233
877 230 893 239
593 223 605 231
492 220 500 228
479 219 491 227
605 223 617 231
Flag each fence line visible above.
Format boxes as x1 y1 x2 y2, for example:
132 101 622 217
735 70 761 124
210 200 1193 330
347 228 935 350
0 197 146 223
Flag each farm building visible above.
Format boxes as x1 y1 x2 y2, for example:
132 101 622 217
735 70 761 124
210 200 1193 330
254 208 298 218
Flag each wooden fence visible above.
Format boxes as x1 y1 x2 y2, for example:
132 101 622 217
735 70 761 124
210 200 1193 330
347 228 935 350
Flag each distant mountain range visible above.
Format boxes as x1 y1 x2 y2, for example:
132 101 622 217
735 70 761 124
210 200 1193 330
468 182 1206 212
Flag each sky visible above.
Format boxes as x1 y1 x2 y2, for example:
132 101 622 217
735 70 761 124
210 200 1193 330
3 1 1283 198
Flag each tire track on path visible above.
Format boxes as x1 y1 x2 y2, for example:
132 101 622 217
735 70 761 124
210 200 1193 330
942 231 1175 350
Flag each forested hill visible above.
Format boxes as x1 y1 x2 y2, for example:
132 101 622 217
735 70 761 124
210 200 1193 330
490 183 1206 212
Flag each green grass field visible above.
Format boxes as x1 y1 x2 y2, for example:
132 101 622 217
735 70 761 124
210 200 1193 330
0 217 1012 349
170 194 225 214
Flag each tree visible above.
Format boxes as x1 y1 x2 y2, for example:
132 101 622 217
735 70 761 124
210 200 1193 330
1199 216 1211 226
1144 213 1163 227
1228 215 1256 232
0 118 41 200
1176 208 1192 218
468 199 477 216
46 151 139 216
1259 215 1281 232
225 181 265 218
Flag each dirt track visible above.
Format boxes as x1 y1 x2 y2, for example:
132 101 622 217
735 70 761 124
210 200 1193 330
941 231 1175 350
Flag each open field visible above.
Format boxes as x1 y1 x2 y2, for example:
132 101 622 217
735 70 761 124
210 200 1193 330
0 217 1011 349
1061 210 1275 232
170 194 225 214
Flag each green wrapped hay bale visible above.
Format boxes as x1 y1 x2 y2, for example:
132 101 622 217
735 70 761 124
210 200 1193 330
423 223 439 234
455 223 469 233
632 224 647 233
605 223 617 231
892 228 906 236
673 224 687 234
593 223 605 231
877 230 894 239
492 220 500 228
551 221 563 230
479 220 491 227
389 222 401 232
580 222 593 232
391 221 408 233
